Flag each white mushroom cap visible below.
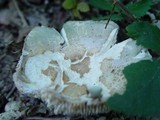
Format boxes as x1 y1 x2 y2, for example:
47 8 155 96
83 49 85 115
13 21 152 115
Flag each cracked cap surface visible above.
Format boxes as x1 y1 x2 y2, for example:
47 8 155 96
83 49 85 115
13 21 152 115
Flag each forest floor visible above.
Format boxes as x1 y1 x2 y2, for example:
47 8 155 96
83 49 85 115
0 0 159 120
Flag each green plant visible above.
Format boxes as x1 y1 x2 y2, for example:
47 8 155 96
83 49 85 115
62 0 90 19
89 0 152 21
89 0 160 117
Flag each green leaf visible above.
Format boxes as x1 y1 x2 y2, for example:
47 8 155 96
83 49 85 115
126 21 160 52
92 14 124 21
127 0 151 17
72 8 82 19
62 0 77 10
108 60 160 116
89 0 119 11
77 2 90 12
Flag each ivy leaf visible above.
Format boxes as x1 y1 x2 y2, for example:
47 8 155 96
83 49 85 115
126 21 160 52
108 60 160 116
89 0 119 11
77 2 90 12
62 0 77 10
127 0 151 17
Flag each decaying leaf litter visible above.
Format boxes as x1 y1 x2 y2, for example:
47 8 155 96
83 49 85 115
0 0 160 120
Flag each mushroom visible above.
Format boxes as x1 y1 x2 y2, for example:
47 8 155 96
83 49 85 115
13 21 152 115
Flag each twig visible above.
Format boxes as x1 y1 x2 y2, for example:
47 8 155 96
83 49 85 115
105 0 138 29
12 0 28 27
6 85 16 99
105 1 116 29
113 0 137 21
